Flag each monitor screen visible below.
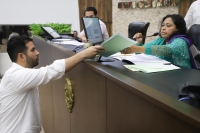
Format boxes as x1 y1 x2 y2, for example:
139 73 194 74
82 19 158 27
82 17 104 45
41 26 62 39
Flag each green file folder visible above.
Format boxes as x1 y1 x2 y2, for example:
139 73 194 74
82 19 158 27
98 34 136 57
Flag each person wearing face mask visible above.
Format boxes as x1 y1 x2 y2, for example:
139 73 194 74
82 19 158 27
79 6 109 43
121 14 193 68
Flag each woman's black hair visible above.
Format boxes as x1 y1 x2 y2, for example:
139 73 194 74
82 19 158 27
160 14 187 41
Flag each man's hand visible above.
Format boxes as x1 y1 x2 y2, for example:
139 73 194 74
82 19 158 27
79 45 105 59
65 45 105 72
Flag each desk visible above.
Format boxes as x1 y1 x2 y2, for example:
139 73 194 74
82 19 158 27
33 36 200 133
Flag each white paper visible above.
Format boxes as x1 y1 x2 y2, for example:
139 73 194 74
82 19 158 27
122 54 169 64
53 40 84 46
110 52 135 61
110 53 174 65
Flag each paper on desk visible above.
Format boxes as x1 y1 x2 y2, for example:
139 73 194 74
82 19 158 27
110 52 134 57
124 64 180 73
124 54 169 64
111 53 181 73
52 39 73 41
110 52 135 61
53 40 84 46
110 53 170 65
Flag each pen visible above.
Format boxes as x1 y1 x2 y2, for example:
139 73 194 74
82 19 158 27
163 63 171 65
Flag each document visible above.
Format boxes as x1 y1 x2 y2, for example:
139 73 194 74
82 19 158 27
109 52 134 61
52 39 73 41
124 64 180 73
98 34 136 57
110 53 180 73
111 53 170 64
53 40 84 46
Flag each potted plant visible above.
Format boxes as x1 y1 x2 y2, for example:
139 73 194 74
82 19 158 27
29 23 72 37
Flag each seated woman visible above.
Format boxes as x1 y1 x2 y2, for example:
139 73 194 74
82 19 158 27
122 14 193 68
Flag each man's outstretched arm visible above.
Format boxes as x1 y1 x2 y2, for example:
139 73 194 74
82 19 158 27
65 45 104 72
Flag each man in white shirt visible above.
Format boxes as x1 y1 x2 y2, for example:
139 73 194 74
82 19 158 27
184 0 200 29
80 6 109 43
0 35 104 133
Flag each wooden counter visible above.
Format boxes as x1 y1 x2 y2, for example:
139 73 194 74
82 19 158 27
33 36 200 133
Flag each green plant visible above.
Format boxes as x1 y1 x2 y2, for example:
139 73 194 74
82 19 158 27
29 23 72 35
29 24 43 35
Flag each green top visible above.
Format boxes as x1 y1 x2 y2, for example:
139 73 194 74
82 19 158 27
136 37 191 68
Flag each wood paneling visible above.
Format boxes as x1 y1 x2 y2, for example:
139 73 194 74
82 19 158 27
178 0 195 17
107 79 200 133
78 0 112 36
34 36 200 133
38 83 54 133
53 75 70 133
69 63 106 133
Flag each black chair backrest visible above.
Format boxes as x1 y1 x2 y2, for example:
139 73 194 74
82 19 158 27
186 24 200 69
128 22 150 44
187 24 200 50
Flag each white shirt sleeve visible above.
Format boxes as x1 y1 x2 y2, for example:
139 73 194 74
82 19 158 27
79 29 85 36
99 20 109 40
6 59 66 92
184 3 194 29
184 1 200 29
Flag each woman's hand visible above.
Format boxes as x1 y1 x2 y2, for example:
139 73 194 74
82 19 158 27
121 45 145 54
133 33 143 44
121 46 134 54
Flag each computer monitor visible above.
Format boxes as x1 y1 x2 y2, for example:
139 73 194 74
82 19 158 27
41 26 62 39
81 17 104 45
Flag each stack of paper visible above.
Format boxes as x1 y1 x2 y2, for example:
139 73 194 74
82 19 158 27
124 64 180 73
53 40 84 46
110 52 134 61
110 53 180 73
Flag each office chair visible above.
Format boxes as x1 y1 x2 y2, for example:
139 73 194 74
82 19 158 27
187 24 200 50
187 24 200 69
179 25 200 98
128 22 150 44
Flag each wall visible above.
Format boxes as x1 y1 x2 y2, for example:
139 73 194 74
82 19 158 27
112 0 178 42
0 0 80 32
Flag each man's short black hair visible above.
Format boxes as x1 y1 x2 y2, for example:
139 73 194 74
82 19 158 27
84 6 98 16
7 35 32 62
